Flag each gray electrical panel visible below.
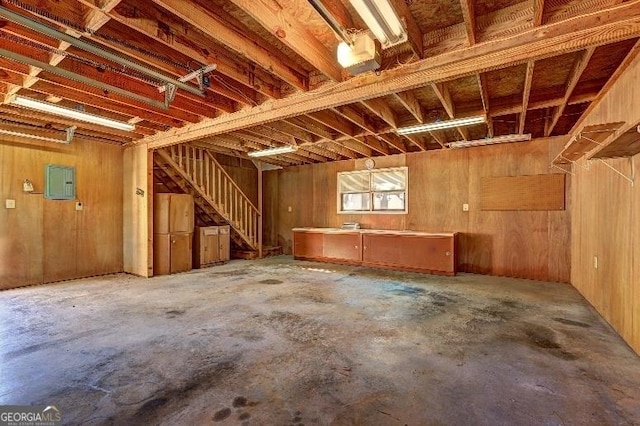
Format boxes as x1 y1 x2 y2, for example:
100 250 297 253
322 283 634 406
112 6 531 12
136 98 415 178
45 164 75 200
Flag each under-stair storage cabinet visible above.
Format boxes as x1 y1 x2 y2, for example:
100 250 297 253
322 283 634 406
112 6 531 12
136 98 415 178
154 193 194 275
193 225 231 268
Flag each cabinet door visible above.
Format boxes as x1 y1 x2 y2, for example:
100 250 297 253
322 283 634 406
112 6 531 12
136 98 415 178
154 194 171 234
363 234 455 274
293 232 323 259
323 233 361 261
362 234 403 265
170 233 192 273
153 234 171 276
218 226 230 261
203 233 220 264
169 194 194 233
398 236 454 273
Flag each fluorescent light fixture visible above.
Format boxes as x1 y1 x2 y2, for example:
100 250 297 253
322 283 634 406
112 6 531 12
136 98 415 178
248 145 298 157
10 96 135 131
396 116 486 135
349 0 407 48
446 133 532 149
0 126 76 144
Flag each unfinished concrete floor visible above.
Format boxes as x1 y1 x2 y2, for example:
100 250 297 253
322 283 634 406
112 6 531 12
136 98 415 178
1 256 640 425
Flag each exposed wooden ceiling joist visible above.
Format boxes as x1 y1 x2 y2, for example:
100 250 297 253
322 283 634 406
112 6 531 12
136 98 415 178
145 1 640 149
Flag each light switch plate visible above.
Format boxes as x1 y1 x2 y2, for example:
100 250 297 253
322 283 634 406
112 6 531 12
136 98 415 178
5 199 15 209
75 201 83 211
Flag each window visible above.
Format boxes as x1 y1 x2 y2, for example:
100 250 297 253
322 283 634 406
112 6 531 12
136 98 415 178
338 167 407 214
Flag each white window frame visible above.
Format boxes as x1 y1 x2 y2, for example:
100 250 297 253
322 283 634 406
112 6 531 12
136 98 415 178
337 166 408 215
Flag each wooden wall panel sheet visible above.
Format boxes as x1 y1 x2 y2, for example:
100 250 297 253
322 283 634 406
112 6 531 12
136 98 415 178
480 174 566 211
0 138 123 288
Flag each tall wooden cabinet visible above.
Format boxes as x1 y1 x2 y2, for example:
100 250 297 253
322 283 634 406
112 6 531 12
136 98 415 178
153 193 194 275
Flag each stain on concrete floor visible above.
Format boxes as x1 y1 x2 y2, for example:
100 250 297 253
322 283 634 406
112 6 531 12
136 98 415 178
1 256 640 425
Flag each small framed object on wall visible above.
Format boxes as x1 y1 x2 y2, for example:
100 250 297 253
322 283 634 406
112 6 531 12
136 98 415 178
44 164 76 200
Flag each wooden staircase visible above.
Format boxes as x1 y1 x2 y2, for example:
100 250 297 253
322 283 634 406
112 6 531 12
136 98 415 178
154 146 260 253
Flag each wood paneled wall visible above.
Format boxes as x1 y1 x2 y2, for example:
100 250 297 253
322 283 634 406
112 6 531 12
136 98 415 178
0 138 123 289
570 53 640 354
263 136 571 282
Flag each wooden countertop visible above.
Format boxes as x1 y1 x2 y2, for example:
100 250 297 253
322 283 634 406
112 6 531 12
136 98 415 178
292 227 457 237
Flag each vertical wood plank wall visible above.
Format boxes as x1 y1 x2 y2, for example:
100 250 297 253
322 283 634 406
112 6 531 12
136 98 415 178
569 53 640 353
263 136 571 283
0 138 123 289
123 145 150 277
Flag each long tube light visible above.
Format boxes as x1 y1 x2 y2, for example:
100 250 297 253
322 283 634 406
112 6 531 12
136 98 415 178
396 116 486 135
446 134 532 149
349 0 407 48
248 145 298 157
10 96 135 131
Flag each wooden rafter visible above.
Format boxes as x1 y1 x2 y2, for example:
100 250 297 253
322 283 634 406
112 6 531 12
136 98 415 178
476 73 493 137
519 61 535 134
545 47 596 136
228 0 342 82
150 0 308 91
459 0 476 45
106 4 282 99
389 0 423 57
360 98 397 128
143 1 640 149
431 82 469 141
533 0 545 27
394 90 424 123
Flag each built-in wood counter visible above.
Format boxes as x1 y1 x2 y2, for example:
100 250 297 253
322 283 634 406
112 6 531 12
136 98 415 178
292 228 458 275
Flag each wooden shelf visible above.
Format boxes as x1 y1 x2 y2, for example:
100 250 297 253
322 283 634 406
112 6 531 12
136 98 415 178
590 125 640 159
552 122 625 165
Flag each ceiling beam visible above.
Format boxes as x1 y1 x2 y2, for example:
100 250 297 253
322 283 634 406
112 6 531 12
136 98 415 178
107 6 282 99
145 1 640 148
431 82 469 140
476 73 493 137
150 0 308 91
360 98 398 128
519 60 535 134
459 0 476 45
394 90 424 123
229 0 343 82
533 0 545 27
545 47 595 136
389 0 423 57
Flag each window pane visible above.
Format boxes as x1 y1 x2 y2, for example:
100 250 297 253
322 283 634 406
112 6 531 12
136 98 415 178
373 192 405 211
339 172 370 192
341 193 371 211
372 169 406 191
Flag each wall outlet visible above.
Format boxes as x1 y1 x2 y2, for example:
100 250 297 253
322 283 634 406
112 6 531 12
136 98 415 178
5 199 15 209
593 256 598 269
75 201 83 211
288 206 292 213
462 203 469 212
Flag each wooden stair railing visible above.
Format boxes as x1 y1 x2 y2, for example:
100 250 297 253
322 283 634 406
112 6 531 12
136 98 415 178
156 146 260 250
